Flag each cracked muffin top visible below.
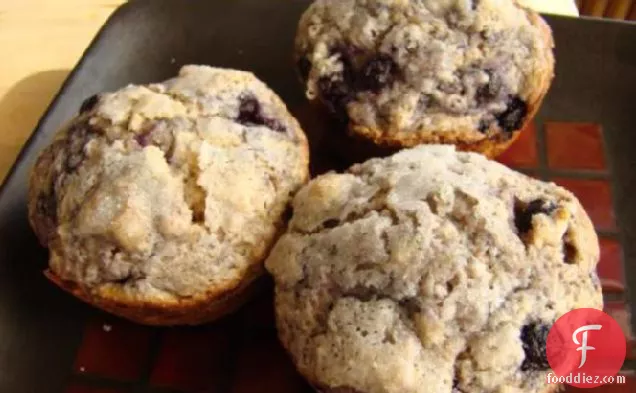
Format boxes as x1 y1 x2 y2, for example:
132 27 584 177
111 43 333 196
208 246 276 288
294 0 554 153
28 65 309 323
266 145 601 393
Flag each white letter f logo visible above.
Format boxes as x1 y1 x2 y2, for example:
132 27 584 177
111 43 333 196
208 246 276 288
572 324 602 368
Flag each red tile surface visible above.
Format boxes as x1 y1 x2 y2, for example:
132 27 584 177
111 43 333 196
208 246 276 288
497 123 538 168
73 315 153 381
604 301 635 360
553 178 616 231
230 335 309 393
604 302 634 342
598 238 624 285
65 385 125 393
546 123 606 170
150 324 232 392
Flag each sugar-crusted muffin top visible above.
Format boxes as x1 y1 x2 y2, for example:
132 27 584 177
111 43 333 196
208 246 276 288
267 145 601 393
29 65 308 302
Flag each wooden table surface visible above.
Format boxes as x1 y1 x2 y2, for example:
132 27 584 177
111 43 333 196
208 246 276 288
0 0 578 183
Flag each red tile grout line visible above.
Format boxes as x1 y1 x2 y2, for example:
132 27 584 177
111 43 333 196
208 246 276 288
134 328 164 391
604 292 627 304
533 121 551 182
543 169 612 180
511 168 614 187
597 230 622 239
593 131 626 248
63 314 96 391
593 125 630 312
513 168 539 177
598 122 614 176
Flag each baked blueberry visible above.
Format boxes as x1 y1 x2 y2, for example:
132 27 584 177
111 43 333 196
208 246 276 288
514 199 557 235
520 323 551 371
237 95 286 132
358 55 398 92
64 122 97 172
497 97 528 134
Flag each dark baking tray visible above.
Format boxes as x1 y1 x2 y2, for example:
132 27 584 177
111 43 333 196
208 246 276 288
0 1 635 392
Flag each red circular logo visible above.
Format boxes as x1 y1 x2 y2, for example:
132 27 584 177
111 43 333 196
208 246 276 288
546 308 626 388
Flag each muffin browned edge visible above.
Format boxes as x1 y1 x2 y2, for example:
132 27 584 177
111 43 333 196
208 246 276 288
44 259 265 326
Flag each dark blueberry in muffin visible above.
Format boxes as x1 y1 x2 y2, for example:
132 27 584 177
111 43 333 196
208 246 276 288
64 123 98 172
520 322 551 371
496 96 528 133
514 199 557 235
452 378 465 393
317 48 357 118
476 71 503 103
237 96 286 132
79 94 100 114
238 96 262 124
34 192 58 245
563 241 578 265
318 76 354 119
135 128 153 148
331 45 361 65
359 55 398 92
322 218 340 229
478 119 491 134
134 121 176 159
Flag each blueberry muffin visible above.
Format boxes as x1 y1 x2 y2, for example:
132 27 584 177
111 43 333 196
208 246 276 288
28 65 309 325
295 0 555 157
266 145 601 393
